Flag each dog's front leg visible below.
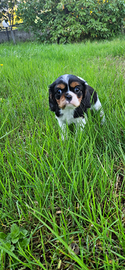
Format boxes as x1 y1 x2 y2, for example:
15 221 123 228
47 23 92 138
75 116 87 132
60 124 67 140
56 117 67 140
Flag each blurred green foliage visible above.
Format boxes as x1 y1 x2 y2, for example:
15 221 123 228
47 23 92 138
16 0 125 43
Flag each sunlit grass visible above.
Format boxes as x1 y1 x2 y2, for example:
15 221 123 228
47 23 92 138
0 37 125 269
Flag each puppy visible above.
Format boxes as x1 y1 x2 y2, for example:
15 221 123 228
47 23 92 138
49 74 105 138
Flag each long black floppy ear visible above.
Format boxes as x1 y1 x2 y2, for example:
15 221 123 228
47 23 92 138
83 85 98 113
77 77 91 110
77 77 97 105
74 77 98 117
74 78 91 117
49 82 61 117
77 76 86 99
86 85 98 104
49 82 57 112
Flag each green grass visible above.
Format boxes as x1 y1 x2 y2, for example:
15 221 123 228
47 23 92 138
0 37 125 270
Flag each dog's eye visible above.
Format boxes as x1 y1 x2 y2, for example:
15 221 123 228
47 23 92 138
57 89 62 95
74 86 80 93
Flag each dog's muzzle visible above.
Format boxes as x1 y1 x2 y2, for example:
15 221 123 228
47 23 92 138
65 93 72 102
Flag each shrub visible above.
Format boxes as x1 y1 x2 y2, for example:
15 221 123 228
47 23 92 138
17 0 125 43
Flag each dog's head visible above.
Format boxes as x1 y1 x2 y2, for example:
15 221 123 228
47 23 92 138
49 74 96 117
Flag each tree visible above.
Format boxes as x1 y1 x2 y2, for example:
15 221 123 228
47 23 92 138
16 0 125 43
0 0 19 43
0 0 18 28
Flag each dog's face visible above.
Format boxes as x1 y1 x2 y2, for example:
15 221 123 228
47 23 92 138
53 75 84 109
49 74 90 117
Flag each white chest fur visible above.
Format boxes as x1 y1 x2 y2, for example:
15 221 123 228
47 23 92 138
56 105 86 138
57 105 75 125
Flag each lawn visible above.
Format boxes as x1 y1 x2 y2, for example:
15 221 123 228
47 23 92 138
0 37 125 270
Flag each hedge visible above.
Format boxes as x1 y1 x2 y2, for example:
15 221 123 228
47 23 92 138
17 0 125 43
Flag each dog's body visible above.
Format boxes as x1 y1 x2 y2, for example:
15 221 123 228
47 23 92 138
49 74 105 138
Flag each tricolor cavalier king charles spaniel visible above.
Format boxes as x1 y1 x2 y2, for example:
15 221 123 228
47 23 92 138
49 74 105 139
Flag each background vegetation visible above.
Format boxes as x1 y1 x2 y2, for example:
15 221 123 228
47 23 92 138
0 37 125 269
0 0 23 32
16 0 125 43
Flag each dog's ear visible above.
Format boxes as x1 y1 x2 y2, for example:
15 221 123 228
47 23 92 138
77 77 97 109
74 79 91 117
86 85 97 104
83 87 91 109
77 76 87 99
83 85 98 111
49 82 57 112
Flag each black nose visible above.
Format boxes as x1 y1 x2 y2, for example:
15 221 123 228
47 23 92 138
65 93 72 102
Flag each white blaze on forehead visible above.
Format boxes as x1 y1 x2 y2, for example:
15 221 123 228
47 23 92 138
61 74 69 83
58 74 88 85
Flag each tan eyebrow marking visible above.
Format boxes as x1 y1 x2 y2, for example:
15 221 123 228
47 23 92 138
57 83 65 89
70 81 80 88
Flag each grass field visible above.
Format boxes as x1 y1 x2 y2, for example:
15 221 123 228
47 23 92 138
0 37 125 270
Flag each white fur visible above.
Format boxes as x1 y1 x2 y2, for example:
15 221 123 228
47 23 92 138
61 74 69 83
91 96 105 124
56 105 75 126
56 105 87 139
68 91 81 107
